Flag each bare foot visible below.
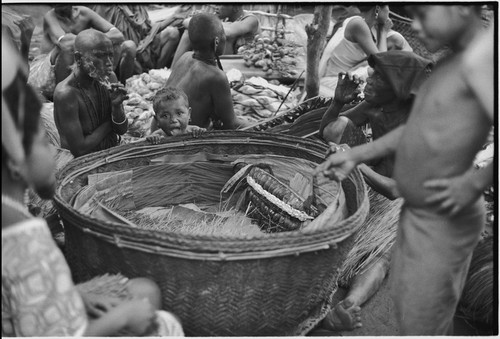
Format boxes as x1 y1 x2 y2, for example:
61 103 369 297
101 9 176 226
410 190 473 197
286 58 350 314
323 298 362 331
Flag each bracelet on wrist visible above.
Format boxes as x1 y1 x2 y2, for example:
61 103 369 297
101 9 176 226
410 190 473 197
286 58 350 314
112 116 127 125
57 34 65 44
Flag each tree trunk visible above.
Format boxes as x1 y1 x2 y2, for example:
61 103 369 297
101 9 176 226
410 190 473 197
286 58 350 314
305 6 332 99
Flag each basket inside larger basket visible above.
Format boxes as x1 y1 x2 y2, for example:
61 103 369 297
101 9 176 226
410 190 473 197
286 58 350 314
55 132 369 336
71 152 349 237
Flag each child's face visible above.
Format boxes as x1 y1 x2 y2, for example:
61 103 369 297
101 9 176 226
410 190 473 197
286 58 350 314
410 6 470 52
364 69 395 105
155 98 191 136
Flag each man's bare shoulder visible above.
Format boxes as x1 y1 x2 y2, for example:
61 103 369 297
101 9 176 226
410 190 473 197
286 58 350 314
54 80 79 104
174 53 227 82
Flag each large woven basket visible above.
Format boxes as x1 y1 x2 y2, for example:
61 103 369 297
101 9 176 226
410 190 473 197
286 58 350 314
54 131 369 336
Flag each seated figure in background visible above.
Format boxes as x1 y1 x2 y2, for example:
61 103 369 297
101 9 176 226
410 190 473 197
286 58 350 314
53 29 129 157
151 12 251 132
89 4 192 71
318 5 392 98
318 51 432 331
29 4 136 99
171 5 260 67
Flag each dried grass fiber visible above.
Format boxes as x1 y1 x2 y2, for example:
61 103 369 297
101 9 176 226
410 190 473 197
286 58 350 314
337 187 403 286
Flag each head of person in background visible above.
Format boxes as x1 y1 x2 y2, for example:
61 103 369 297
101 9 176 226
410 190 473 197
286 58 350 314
364 50 432 108
406 5 483 52
357 4 390 28
189 12 226 58
216 5 244 22
53 4 74 20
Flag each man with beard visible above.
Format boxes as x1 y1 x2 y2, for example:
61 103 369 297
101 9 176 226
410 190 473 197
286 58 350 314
28 4 136 100
53 29 128 157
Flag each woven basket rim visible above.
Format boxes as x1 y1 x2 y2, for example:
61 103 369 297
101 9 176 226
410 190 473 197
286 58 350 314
54 131 369 258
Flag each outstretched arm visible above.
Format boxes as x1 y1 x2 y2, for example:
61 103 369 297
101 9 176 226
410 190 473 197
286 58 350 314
315 124 405 181
358 163 399 200
54 88 112 157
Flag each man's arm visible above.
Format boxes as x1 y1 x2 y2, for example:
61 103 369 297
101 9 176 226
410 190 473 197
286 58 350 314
223 16 259 39
54 88 112 157
320 72 367 139
424 162 493 217
108 79 129 135
358 163 399 200
345 17 380 57
315 124 405 181
81 7 125 46
211 73 250 129
43 10 67 44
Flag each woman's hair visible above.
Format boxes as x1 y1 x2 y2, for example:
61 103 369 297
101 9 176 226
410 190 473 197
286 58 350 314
153 87 189 113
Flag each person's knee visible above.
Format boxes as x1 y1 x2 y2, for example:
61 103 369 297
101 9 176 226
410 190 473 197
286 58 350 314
120 40 137 58
160 26 180 43
126 277 162 309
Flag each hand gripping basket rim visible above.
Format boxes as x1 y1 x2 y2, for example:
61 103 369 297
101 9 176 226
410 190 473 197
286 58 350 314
54 131 369 260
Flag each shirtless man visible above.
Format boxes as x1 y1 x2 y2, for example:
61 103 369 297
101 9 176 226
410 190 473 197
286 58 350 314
43 5 136 84
53 29 128 157
315 6 493 335
152 12 250 131
171 5 260 67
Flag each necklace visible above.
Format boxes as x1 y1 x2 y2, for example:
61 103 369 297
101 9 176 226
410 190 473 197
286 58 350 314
74 73 107 132
2 194 32 218
192 53 217 66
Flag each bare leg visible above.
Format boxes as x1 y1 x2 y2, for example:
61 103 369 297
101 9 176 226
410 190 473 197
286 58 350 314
323 254 390 331
117 40 137 85
171 30 192 69
156 26 181 69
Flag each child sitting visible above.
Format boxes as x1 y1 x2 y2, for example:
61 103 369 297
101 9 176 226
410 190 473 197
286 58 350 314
147 87 206 144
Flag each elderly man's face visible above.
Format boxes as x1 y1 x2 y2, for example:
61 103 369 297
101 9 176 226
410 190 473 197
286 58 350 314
364 69 395 105
79 41 114 80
